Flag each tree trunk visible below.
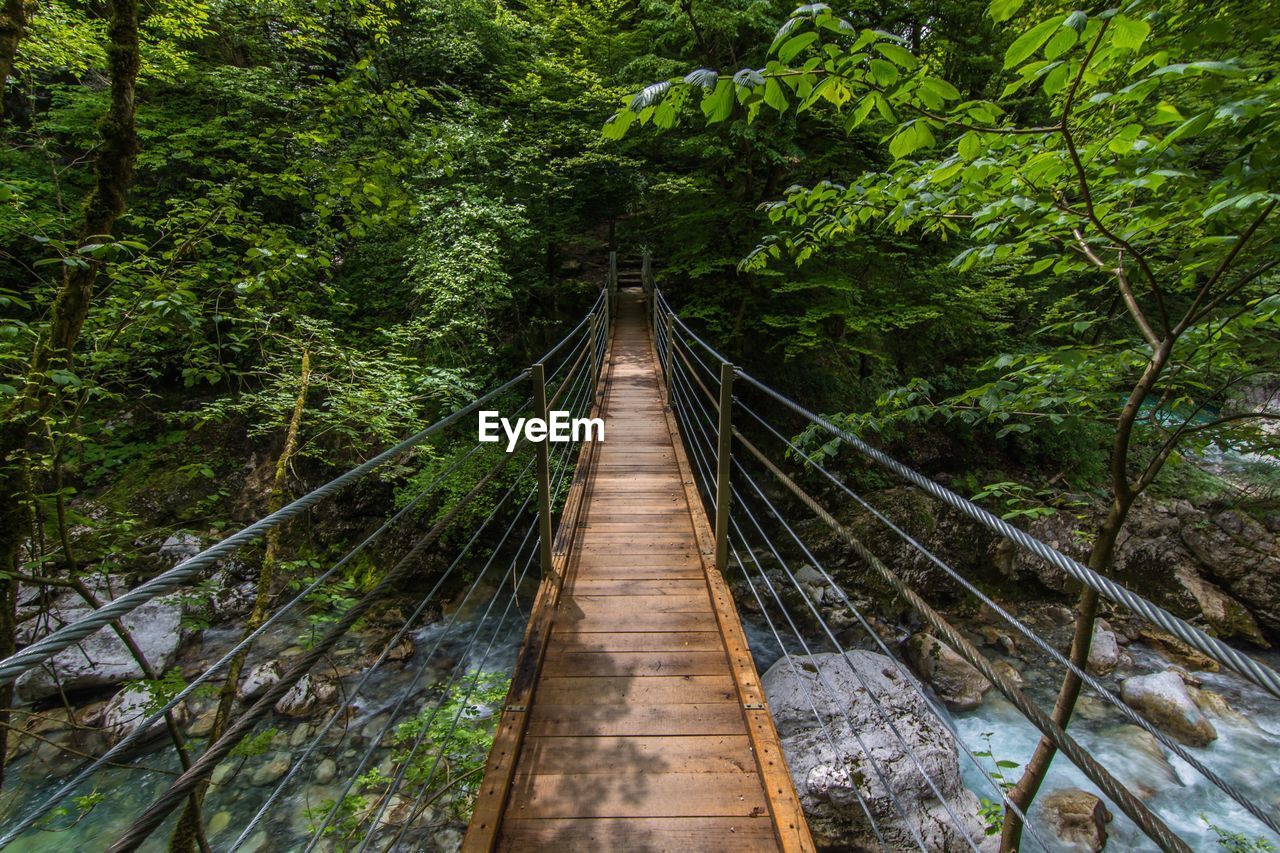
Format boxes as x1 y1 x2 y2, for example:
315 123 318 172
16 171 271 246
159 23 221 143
168 350 310 853
0 0 139 789
0 0 23 116
999 499 1127 850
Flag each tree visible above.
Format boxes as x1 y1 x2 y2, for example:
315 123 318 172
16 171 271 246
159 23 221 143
607 0 1279 846
0 0 140 785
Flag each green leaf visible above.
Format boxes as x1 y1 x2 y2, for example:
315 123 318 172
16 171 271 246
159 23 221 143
958 131 982 160
920 76 961 101
764 77 788 111
701 79 735 123
874 41 917 69
868 58 899 86
1042 62 1071 96
1004 17 1062 70
889 126 917 159
1111 15 1151 50
988 0 1026 23
1043 28 1077 60
1160 110 1212 147
778 32 819 63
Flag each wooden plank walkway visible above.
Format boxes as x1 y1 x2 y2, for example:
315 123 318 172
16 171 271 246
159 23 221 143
464 289 813 852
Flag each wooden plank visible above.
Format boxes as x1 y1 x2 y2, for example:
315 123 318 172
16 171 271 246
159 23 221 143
650 327 815 853
540 650 729 677
569 578 706 595
513 735 756 775
569 593 710 615
498 816 778 852
554 611 715 633
532 675 737 705
503 772 770 819
542 631 722 653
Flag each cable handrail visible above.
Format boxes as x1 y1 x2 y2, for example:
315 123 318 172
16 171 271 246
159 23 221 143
652 281 1280 851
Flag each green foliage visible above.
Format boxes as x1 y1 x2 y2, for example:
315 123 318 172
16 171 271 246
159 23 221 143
972 731 1020 835
1203 815 1278 852
386 671 511 820
610 0 1279 498
129 666 216 716
230 727 278 759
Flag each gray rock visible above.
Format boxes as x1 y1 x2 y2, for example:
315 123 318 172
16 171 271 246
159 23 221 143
159 532 204 563
794 565 827 605
315 758 337 785
101 685 186 746
763 651 988 851
251 753 290 786
1087 620 1120 675
1042 788 1111 852
1120 670 1217 747
239 660 282 701
17 587 183 702
905 632 991 711
274 674 338 717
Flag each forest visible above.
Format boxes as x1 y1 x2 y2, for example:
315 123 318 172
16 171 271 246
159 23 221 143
0 0 1278 850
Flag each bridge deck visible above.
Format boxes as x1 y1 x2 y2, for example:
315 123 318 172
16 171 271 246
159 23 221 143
464 290 812 852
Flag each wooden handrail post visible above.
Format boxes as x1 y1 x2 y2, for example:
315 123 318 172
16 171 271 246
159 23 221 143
662 311 675 407
714 361 734 570
532 363 554 576
587 310 600 395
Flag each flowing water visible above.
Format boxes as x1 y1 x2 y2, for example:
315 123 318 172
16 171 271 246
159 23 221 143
0 575 533 852
952 645 1280 852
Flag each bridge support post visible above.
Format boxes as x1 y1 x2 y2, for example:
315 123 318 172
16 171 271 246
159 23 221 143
714 361 734 570
532 363 555 576
662 312 675 407
588 310 600 395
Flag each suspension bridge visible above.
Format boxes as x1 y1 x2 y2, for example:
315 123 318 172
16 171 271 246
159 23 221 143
0 254 1277 851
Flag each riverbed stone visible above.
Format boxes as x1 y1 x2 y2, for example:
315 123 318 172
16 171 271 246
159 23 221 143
207 810 231 838
252 753 291 786
15 586 183 702
101 685 187 746
905 632 991 711
1087 620 1120 675
1120 670 1217 747
275 674 338 716
315 757 337 784
763 651 988 851
239 660 282 701
1042 788 1111 852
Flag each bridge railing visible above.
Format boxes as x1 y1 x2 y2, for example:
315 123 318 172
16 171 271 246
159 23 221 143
0 289 612 850
651 285 1280 853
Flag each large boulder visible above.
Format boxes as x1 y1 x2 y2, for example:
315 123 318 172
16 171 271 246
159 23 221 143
1120 670 1217 747
1042 788 1111 852
763 651 988 851
15 584 183 702
905 633 991 711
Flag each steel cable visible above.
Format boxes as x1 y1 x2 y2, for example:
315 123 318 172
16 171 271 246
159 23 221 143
731 429 1191 852
664 369 891 849
733 368 1280 700
735 398 1280 837
0 436 496 847
727 437 1052 851
309 365 594 849
0 371 531 689
106 445 527 851
232 459 541 851
667 363 945 851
